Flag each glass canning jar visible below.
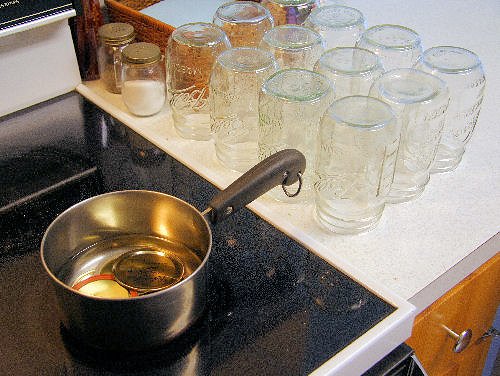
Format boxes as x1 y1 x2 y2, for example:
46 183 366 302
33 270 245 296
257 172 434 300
121 42 166 117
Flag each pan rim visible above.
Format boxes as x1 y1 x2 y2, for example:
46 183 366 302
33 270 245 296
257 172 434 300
40 189 213 301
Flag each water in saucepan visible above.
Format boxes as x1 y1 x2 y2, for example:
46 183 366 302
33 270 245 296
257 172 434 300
57 234 204 297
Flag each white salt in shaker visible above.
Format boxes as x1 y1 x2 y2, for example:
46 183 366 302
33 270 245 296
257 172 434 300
121 42 166 116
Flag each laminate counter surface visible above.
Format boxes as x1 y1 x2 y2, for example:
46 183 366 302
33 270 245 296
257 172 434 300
81 0 500 312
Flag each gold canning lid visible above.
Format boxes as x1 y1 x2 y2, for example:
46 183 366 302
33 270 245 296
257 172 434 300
112 249 185 293
122 42 162 65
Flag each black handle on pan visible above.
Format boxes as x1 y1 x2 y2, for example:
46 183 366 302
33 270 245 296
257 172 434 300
206 149 306 224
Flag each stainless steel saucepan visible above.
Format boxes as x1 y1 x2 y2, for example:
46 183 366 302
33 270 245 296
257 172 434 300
40 149 305 350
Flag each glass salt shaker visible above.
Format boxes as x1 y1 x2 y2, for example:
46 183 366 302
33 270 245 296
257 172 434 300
121 42 166 117
97 22 135 93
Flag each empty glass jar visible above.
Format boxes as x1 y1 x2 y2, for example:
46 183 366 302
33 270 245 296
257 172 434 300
213 1 274 47
259 25 324 69
166 23 231 140
303 5 365 49
210 47 278 172
370 69 450 202
121 42 166 117
356 24 422 71
261 0 318 26
259 68 333 201
314 96 399 234
414 46 486 172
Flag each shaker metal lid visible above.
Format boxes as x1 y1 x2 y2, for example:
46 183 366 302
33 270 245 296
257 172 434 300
98 22 135 44
112 249 185 293
122 42 162 64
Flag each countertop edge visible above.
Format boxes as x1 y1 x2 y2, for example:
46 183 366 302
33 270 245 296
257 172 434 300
409 232 499 314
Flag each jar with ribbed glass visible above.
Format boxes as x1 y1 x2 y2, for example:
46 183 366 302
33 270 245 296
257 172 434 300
258 68 333 201
121 42 166 117
97 22 135 93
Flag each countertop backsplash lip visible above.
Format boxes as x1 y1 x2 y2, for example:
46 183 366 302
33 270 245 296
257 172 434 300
0 17 81 117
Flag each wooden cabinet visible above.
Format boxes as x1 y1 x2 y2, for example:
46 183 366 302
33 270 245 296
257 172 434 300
407 253 500 376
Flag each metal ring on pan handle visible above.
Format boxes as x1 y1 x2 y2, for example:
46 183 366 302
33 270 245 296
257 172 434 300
282 171 303 198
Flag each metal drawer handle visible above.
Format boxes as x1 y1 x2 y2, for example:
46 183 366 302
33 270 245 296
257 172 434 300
442 325 472 353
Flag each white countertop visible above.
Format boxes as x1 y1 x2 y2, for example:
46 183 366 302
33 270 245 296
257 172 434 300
76 0 499 373
85 0 499 313
333 0 500 310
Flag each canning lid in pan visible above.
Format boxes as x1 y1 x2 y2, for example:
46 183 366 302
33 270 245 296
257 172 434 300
72 248 185 298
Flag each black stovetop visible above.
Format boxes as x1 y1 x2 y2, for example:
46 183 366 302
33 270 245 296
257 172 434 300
0 92 401 375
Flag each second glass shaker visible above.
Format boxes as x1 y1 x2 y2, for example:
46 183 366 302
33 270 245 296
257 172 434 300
97 23 136 94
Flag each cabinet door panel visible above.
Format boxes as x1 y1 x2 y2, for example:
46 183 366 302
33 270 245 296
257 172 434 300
407 253 500 376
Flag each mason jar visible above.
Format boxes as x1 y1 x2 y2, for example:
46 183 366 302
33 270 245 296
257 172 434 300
259 25 324 70
166 23 231 140
210 47 278 172
97 22 135 93
258 68 333 201
121 42 166 117
414 46 486 172
261 0 318 26
314 96 399 234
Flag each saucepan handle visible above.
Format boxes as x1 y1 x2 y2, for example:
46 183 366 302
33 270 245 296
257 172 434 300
205 149 306 224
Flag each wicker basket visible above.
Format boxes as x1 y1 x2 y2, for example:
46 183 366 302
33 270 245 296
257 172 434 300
104 0 175 53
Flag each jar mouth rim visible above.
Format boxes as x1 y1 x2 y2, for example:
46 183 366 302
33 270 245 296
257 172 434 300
316 47 381 76
361 24 421 50
421 46 483 73
326 95 395 130
261 68 332 103
216 47 277 73
262 25 323 50
374 68 448 105
308 5 365 28
215 1 272 24
172 22 229 47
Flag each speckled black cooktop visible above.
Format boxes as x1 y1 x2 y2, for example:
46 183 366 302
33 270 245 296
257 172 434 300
0 92 398 375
